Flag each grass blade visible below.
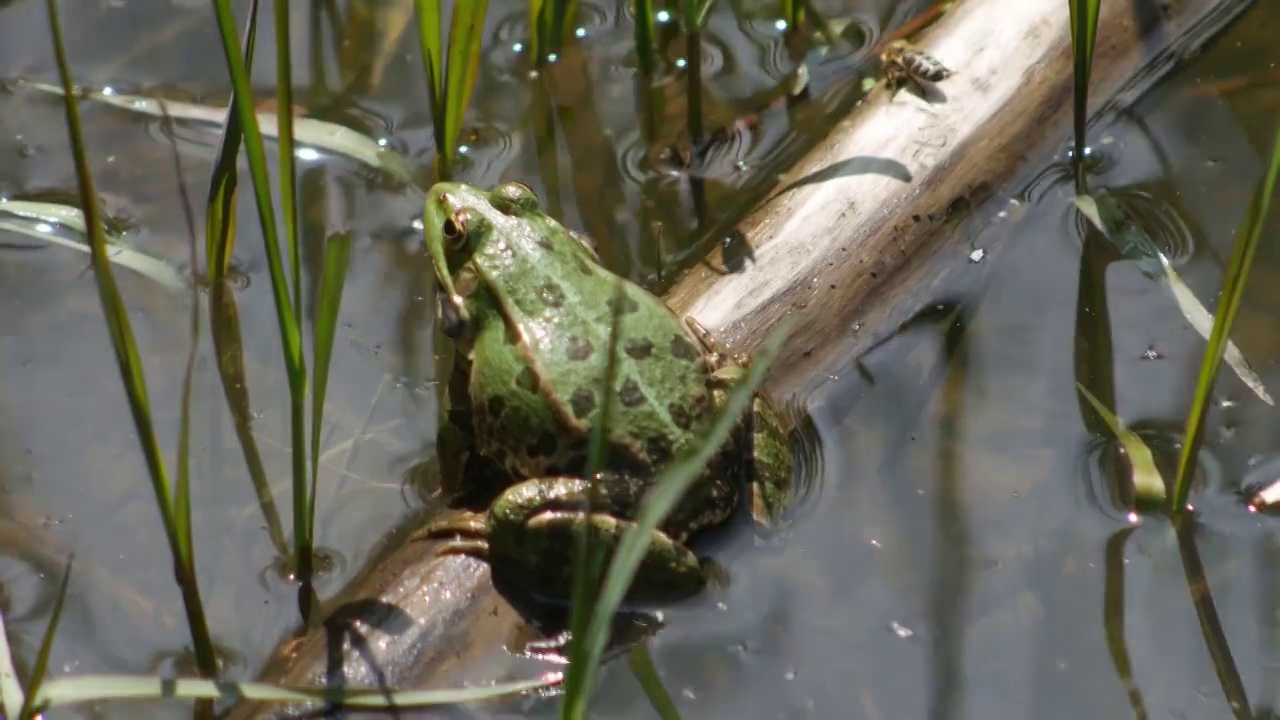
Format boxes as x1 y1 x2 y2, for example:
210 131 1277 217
1171 118 1280 514
633 0 657 76
16 556 73 720
562 321 791 720
204 7 256 284
43 0 217 676
563 280 628 705
441 1 490 174
308 232 353 544
211 0 311 584
1068 0 1100 194
414 0 444 155
273 0 301 324
1075 382 1166 508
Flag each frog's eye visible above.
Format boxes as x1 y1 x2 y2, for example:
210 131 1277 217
492 181 540 215
441 212 468 249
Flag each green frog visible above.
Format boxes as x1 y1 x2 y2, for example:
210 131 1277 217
417 180 793 603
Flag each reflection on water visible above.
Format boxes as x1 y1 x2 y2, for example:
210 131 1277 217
4 0 1280 718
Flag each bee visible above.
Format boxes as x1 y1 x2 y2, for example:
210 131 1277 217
879 40 953 98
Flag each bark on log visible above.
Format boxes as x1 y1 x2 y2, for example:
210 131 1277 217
231 0 1252 716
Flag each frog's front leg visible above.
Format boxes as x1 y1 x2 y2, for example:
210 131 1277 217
422 475 708 603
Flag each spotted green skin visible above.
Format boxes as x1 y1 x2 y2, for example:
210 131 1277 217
422 181 793 602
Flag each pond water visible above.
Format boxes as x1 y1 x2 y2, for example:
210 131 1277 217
1 0 1279 718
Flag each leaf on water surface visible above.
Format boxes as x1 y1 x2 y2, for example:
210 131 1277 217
1075 382 1166 507
18 81 411 183
1072 194 1273 406
32 672 561 710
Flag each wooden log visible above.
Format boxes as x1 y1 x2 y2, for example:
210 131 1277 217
666 0 1253 396
230 0 1250 716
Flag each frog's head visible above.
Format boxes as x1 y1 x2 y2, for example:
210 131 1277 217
423 181 544 337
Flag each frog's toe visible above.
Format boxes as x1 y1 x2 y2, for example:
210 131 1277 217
412 511 489 542
436 538 492 560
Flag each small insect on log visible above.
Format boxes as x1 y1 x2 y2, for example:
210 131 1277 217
880 40 953 99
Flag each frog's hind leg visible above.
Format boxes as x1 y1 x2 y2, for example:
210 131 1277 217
489 475 710 603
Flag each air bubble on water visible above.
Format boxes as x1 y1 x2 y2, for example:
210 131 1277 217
575 27 586 38
1141 346 1162 360
969 247 985 263
1126 511 1140 525
890 621 914 639
783 668 797 681
681 688 697 700
656 10 672 23
512 42 524 53
1220 397 1237 409
675 58 688 69
774 19 789 32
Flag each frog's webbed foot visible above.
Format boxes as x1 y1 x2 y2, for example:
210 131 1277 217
412 511 492 560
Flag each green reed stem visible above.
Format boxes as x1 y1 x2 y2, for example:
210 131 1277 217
1068 0 1100 194
211 0 311 583
43 0 217 676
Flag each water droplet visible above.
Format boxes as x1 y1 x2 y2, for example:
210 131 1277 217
512 42 524 53
575 27 586 38
783 668 797 681
968 248 985 263
675 58 687 69
656 10 672 23
774 19 789 31
681 687 697 700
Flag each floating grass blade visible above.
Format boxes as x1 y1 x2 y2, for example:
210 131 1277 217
44 0 217 676
16 556 72 720
1072 193 1271 405
308 232 352 546
563 280 628 707
211 0 312 584
562 321 791 720
415 0 490 176
0 201 187 291
20 81 412 184
1075 382 1166 508
32 672 560 711
1068 0 1100 194
1171 118 1280 515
